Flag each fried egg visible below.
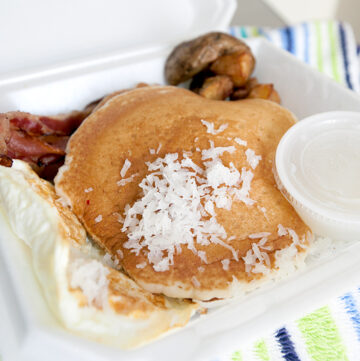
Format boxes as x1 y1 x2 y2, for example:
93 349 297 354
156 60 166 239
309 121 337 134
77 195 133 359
0 160 197 349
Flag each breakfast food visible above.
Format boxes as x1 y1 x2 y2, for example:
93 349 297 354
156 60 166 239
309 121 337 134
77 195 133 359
55 85 312 301
165 31 280 103
165 32 254 86
0 83 150 180
0 107 94 180
0 31 317 351
0 160 197 348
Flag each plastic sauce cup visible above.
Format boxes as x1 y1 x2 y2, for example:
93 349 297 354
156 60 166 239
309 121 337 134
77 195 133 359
274 111 360 241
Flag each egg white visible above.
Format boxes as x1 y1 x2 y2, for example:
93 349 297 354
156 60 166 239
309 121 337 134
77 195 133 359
0 160 196 349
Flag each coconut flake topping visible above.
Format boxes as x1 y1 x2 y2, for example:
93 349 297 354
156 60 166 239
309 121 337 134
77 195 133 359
122 141 256 272
120 159 131 178
249 232 271 239
94 215 102 223
277 224 288 236
235 137 247 147
245 149 262 169
243 236 271 274
136 262 147 269
221 259 230 271
201 119 228 135
69 258 109 308
117 173 138 186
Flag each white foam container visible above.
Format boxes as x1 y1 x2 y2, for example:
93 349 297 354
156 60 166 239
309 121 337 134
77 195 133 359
2 1 360 360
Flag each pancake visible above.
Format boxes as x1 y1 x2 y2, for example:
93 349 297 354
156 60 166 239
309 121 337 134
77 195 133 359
0 160 197 349
55 86 312 300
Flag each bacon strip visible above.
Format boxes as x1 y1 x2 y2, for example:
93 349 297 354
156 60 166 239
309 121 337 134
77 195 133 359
0 107 90 179
0 114 10 154
0 109 92 137
0 83 149 179
0 155 12 167
7 130 65 160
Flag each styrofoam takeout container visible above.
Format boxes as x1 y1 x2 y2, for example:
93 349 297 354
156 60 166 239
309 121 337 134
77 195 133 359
275 111 360 241
2 1 360 360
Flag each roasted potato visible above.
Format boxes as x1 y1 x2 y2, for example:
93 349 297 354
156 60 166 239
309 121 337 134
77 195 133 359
189 70 215 92
210 50 255 87
247 83 281 104
165 32 252 85
197 75 234 100
230 77 259 100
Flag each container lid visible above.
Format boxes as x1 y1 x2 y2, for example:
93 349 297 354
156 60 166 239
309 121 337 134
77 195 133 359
275 111 360 224
0 0 236 83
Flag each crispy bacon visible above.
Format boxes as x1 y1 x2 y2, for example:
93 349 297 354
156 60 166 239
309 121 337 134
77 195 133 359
0 115 10 154
0 155 13 167
0 107 91 179
0 83 149 179
0 108 93 137
7 130 65 160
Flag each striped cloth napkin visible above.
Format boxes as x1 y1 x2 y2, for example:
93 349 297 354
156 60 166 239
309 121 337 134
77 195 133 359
213 21 360 361
230 20 360 92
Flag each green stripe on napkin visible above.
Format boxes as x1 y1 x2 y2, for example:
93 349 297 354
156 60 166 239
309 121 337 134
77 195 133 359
315 21 324 73
328 21 341 83
253 339 270 361
231 350 243 361
297 306 349 361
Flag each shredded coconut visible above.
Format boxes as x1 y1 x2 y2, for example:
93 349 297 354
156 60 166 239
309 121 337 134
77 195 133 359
120 159 131 178
149 149 156 155
94 215 102 223
122 141 254 272
156 143 162 154
245 149 262 169
277 225 306 248
69 258 109 308
198 266 205 273
136 262 147 269
116 249 124 259
249 232 271 239
277 224 288 236
84 187 93 193
198 250 208 264
201 119 228 135
258 206 268 219
288 228 307 249
242 236 271 274
117 173 138 186
113 212 124 223
234 137 247 146
191 276 201 288
103 253 119 268
221 259 230 271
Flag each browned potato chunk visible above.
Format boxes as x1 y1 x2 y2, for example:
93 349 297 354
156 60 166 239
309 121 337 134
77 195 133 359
189 70 215 92
247 84 281 104
165 32 252 85
230 87 249 100
230 77 259 100
210 50 255 87
198 75 234 100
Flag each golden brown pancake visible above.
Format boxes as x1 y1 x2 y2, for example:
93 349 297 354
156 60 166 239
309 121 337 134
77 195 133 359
55 86 311 300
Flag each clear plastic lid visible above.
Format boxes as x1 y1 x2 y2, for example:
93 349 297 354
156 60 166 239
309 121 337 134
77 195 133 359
275 111 360 225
